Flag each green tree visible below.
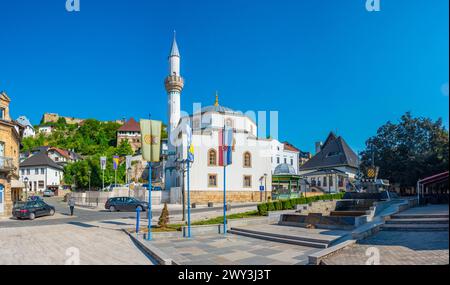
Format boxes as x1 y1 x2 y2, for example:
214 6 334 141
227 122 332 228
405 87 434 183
360 112 449 188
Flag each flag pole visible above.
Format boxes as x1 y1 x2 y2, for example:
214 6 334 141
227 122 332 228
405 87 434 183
147 114 152 241
147 161 152 240
187 159 191 238
223 125 227 236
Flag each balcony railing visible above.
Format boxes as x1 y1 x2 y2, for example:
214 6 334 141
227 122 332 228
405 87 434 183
0 156 15 172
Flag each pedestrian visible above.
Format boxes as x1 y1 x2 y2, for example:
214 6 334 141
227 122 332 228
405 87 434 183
68 196 76 216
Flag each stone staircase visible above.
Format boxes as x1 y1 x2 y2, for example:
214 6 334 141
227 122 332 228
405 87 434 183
228 225 347 249
381 213 449 232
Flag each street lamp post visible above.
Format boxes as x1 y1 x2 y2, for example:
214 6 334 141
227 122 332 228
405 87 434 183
88 171 91 192
23 177 29 201
264 173 268 202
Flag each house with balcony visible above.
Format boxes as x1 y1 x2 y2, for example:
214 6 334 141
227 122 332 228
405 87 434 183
0 91 25 217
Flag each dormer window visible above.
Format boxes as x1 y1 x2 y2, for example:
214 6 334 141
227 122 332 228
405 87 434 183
0 108 5 120
326 151 342 157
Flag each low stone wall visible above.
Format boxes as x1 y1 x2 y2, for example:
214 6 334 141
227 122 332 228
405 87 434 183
70 189 164 206
188 191 272 204
296 201 337 216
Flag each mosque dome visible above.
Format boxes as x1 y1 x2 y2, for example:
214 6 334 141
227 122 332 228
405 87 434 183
274 163 297 175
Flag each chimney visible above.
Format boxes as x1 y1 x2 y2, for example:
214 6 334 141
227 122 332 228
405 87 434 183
315 141 323 154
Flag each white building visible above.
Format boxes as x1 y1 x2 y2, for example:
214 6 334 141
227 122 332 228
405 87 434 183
269 140 300 174
19 152 64 193
38 125 54 135
16 116 35 138
298 132 360 193
164 35 272 204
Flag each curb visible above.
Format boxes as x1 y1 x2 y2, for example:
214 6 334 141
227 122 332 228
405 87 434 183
308 239 357 265
122 229 177 265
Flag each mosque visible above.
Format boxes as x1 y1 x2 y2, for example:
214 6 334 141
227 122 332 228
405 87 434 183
163 35 274 204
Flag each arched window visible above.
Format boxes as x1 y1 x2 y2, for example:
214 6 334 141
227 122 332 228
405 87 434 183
243 152 252 168
225 118 233 128
208 149 217 166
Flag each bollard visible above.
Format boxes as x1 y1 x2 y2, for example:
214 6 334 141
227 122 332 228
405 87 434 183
136 206 141 236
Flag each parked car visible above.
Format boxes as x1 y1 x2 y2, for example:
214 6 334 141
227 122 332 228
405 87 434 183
27 196 44 202
13 200 55 220
105 197 148 212
43 190 55 197
141 185 162 191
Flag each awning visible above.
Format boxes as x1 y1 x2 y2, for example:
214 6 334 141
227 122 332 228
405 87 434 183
11 179 25 189
418 171 449 186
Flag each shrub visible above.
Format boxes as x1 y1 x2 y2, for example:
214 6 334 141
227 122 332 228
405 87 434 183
268 202 276 211
275 201 283 211
282 200 292 210
257 203 268 216
158 203 170 228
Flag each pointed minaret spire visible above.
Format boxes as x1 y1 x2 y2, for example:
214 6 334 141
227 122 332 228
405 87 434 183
170 30 180 57
168 31 181 76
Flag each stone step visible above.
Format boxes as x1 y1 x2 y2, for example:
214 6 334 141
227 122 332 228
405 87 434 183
381 223 449 232
228 229 329 249
230 227 334 245
392 214 449 220
386 218 449 225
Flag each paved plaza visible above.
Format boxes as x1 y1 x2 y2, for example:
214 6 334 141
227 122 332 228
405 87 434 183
0 223 154 265
323 205 449 265
142 234 323 265
323 231 449 265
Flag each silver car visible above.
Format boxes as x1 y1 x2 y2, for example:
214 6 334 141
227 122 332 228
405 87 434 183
43 190 55 197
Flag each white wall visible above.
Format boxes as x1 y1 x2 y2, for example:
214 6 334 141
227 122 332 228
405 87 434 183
269 140 299 174
20 166 63 192
176 130 272 193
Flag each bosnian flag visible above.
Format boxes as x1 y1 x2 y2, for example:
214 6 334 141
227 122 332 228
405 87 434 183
219 126 233 166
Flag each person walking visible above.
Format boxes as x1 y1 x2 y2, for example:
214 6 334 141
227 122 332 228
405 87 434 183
68 196 76 216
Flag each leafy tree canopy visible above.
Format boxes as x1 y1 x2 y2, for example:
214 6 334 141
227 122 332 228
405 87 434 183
360 112 449 187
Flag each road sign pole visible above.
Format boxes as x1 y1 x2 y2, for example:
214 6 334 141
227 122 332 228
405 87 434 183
136 206 141 236
187 160 191 238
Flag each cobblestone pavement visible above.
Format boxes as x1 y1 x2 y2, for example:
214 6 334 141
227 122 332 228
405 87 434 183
144 234 322 265
323 231 448 265
0 223 154 265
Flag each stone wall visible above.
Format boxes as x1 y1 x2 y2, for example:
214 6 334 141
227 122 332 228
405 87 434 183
296 200 337 216
189 190 271 204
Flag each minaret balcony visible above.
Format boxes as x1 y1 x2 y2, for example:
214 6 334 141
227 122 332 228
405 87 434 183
165 75 184 92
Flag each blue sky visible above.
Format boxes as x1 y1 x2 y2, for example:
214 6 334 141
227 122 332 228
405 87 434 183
1 0 448 153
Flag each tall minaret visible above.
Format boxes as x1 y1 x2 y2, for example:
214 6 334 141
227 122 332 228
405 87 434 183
165 32 184 142
165 33 184 190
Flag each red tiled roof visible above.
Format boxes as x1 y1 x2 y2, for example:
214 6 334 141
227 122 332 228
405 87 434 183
48 147 71 159
118 118 140 132
283 141 300 153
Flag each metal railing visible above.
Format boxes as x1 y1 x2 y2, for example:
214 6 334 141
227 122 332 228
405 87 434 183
0 156 14 172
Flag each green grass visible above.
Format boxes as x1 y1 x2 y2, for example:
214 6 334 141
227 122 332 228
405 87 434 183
191 210 260 226
133 210 261 233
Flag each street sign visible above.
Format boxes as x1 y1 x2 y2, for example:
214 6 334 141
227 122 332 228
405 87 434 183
113 156 120 170
100 157 107 170
259 186 265 191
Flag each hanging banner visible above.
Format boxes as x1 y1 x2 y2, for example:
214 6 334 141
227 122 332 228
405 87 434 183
113 156 120 170
126 155 132 169
219 126 233 166
100 156 107 170
140 119 162 162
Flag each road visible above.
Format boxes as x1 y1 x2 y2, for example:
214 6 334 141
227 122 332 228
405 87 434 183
0 197 257 229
